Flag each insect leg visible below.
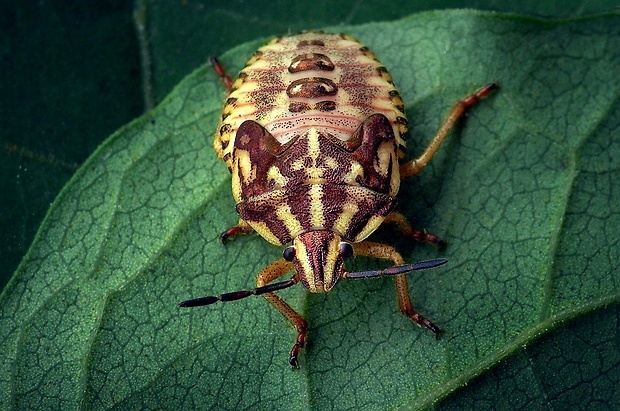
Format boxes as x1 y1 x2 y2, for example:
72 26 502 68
256 259 309 369
400 83 498 178
219 219 254 242
352 241 441 335
209 56 234 92
384 211 446 250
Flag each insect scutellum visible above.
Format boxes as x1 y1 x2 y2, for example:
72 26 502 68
180 31 497 368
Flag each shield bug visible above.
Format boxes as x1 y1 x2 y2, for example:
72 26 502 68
180 31 497 368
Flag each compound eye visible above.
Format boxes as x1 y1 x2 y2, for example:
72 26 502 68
338 242 354 259
283 246 296 261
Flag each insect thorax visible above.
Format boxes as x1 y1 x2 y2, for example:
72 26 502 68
214 32 410 245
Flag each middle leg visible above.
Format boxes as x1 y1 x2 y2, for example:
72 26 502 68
352 241 441 335
383 211 446 250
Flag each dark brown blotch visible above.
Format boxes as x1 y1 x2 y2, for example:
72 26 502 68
394 116 408 135
394 116 408 127
286 77 338 98
314 100 336 111
359 46 379 61
288 53 335 73
289 101 311 113
297 39 325 47
389 90 405 112
377 67 394 84
219 123 233 136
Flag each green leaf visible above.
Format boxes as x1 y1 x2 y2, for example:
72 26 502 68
0 2 143 290
1 9 619 410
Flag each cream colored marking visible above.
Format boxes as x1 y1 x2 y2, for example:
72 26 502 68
235 150 256 184
267 165 288 188
276 203 303 238
307 128 321 160
389 157 401 197
322 241 337 291
354 215 387 242
247 221 281 245
309 184 325 228
231 167 242 203
343 161 364 185
291 158 305 171
324 156 338 170
375 142 393 176
297 128 327 182
295 239 316 291
333 201 358 238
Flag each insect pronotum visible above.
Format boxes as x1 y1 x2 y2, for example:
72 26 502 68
180 31 497 368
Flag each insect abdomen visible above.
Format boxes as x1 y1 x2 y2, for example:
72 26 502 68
214 32 408 168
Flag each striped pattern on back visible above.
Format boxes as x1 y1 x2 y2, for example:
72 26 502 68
214 32 408 168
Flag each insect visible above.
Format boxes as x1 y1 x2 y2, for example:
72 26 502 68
180 31 496 368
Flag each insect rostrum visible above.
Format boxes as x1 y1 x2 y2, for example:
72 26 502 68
180 31 496 368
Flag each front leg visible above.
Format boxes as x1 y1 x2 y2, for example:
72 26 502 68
219 219 254 242
352 241 441 335
179 257 306 368
256 259 308 368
